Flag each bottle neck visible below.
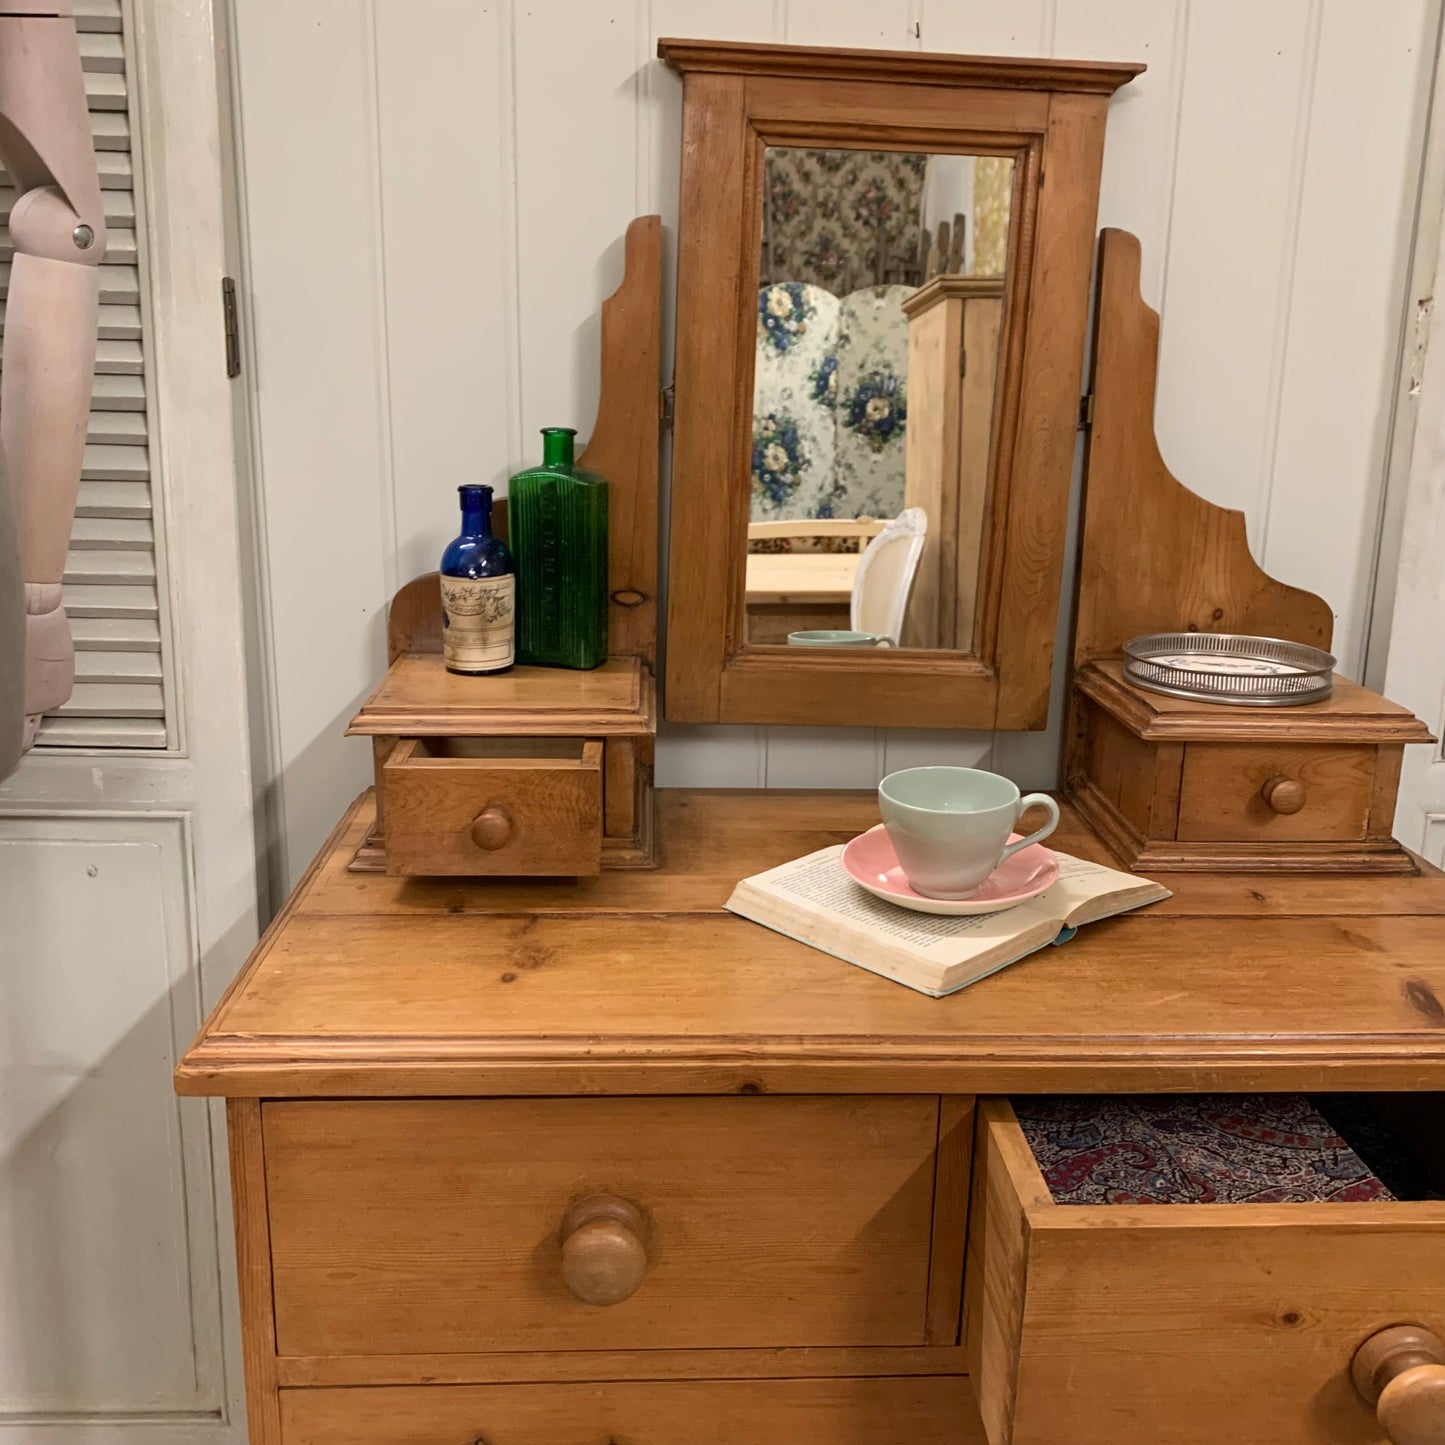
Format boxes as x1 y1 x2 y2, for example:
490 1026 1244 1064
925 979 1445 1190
459 486 492 537
541 427 576 468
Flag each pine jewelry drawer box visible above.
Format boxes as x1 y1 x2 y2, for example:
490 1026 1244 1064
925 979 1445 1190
348 648 655 877
1066 658 1433 874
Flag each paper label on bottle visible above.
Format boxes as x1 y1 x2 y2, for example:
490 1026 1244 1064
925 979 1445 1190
440 574 515 671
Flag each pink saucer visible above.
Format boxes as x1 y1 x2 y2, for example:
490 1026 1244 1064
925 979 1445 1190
841 825 1061 916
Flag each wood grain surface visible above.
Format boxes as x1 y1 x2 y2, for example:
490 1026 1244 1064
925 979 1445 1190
349 652 652 737
263 1095 942 1354
656 37 1144 93
899 278 1003 651
987 89 1111 728
963 1100 1048 1445
1176 742 1375 843
278 1375 984 1445
274 1344 967 1389
926 1096 975 1346
227 1099 282 1445
176 790 1445 1097
661 68 746 721
575 214 661 665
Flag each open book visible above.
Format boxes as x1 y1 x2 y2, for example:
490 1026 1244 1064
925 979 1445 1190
725 847 1170 997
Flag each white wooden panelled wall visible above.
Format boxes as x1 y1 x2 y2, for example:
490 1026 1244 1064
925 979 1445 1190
230 0 1441 889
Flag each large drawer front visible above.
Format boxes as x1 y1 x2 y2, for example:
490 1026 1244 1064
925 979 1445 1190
279 1378 983 1445
265 1096 945 1355
964 1098 1445 1445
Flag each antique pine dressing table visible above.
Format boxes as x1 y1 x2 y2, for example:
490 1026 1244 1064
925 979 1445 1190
180 793 1445 1445
179 38 1445 1445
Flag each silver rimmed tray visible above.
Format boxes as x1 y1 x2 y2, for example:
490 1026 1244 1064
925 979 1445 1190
1122 633 1335 707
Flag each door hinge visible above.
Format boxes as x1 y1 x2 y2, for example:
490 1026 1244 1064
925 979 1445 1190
660 383 675 429
1078 391 1095 429
222 276 241 378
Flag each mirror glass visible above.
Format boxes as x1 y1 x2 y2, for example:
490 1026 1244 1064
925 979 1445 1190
746 146 1015 651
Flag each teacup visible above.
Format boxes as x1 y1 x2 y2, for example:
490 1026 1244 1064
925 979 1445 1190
787 630 888 648
877 766 1060 900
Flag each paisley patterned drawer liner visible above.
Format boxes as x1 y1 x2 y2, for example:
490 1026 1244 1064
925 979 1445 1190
1012 1094 1436 1205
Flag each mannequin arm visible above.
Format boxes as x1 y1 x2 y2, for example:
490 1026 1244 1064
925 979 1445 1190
0 3 105 777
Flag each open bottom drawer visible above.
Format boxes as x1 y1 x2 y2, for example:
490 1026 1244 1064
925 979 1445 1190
964 1097 1445 1445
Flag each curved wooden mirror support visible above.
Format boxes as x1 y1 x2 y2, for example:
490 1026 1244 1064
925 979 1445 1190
660 38 1142 730
1064 229 1431 875
1072 228 1334 661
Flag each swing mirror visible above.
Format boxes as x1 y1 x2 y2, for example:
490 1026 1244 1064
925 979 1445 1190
660 38 1141 730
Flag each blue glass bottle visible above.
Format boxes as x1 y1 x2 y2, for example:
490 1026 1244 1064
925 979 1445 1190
439 483 515 675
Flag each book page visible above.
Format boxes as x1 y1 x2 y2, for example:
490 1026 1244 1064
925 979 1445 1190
1043 853 1171 927
729 847 1063 988
726 845 1172 994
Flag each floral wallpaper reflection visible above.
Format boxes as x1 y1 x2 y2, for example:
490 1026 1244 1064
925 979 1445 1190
749 147 1012 533
761 149 929 291
751 282 910 523
752 282 839 518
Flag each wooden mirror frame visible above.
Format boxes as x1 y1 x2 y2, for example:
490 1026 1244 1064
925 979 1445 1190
660 39 1141 730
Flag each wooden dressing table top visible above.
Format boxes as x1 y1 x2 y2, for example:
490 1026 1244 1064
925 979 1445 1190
177 789 1445 1099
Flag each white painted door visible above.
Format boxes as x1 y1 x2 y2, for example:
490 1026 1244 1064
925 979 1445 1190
0 2 255 1443
1385 205 1445 868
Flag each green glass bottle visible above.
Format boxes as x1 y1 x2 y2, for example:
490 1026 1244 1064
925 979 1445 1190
509 426 609 670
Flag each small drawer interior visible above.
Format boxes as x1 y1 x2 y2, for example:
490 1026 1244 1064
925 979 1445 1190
381 736 603 876
401 735 595 762
1011 1093 1445 1205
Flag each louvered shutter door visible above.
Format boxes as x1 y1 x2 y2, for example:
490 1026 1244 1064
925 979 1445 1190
2 0 167 748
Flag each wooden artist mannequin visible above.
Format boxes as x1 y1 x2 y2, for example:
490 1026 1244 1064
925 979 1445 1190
0 0 105 778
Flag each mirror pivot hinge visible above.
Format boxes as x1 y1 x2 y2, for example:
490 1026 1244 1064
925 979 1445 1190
222 276 241 378
1078 391 1095 429
660 383 675 429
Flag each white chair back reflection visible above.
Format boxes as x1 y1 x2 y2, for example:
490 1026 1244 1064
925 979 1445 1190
850 507 928 645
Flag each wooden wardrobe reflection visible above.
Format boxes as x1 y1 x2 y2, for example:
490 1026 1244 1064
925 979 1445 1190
901 275 1003 651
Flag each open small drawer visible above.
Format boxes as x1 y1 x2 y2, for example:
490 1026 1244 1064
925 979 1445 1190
381 736 603 876
964 1096 1445 1445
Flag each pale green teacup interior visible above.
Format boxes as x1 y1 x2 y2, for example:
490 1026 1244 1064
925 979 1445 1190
879 765 1017 813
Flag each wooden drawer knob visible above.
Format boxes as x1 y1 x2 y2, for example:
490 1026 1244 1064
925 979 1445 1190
559 1195 648 1306
469 805 513 851
1261 775 1306 814
1353 1325 1445 1445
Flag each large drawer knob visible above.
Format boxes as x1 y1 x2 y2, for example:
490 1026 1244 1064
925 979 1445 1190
1353 1325 1445 1444
1261 775 1306 814
469 805 513 851
559 1195 648 1306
